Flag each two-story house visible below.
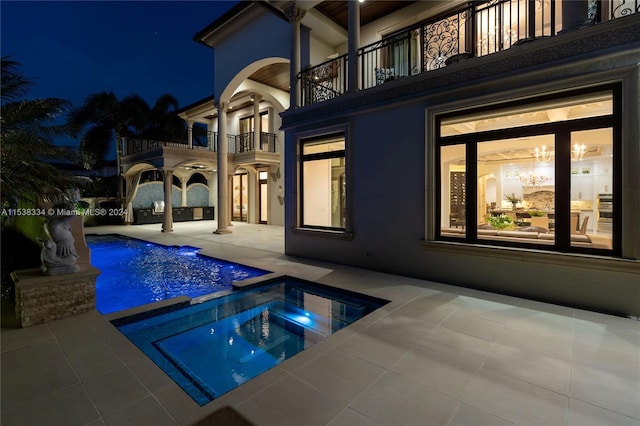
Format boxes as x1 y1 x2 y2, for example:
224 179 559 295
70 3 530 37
119 2 288 232
176 0 638 315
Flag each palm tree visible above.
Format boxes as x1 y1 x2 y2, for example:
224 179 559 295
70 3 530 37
67 91 147 201
68 92 184 202
0 57 76 207
141 93 184 142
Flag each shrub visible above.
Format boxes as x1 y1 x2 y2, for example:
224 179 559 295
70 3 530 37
1 228 41 300
488 215 514 230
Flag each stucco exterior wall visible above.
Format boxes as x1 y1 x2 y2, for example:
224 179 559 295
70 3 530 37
310 34 339 65
283 24 640 316
213 10 289 101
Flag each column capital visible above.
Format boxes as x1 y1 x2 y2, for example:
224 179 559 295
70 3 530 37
215 99 230 112
284 3 306 22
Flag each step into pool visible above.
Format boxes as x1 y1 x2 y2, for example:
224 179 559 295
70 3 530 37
113 277 388 405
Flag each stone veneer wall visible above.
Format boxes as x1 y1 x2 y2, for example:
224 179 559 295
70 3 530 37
187 184 210 206
12 266 100 328
523 190 554 210
132 183 181 208
132 183 210 208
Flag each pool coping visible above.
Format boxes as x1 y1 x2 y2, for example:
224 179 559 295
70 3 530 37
105 296 192 322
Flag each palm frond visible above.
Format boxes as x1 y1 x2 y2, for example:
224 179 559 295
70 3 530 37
67 91 119 135
78 125 112 169
0 58 76 206
1 98 71 130
1 57 35 103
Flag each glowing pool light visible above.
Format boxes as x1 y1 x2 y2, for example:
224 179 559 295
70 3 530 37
290 314 313 325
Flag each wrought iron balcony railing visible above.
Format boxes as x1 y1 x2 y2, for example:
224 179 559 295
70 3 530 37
123 130 217 156
227 132 278 154
299 54 348 107
123 131 278 156
297 0 638 107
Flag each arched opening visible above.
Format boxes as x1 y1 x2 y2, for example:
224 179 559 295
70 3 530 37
187 172 208 186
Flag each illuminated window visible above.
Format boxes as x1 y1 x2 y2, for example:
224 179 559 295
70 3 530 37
438 87 620 255
300 134 346 230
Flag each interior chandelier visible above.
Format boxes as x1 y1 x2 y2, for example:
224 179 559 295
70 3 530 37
534 145 553 162
572 143 586 161
519 171 551 186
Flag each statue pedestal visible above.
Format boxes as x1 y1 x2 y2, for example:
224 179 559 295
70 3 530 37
11 265 101 327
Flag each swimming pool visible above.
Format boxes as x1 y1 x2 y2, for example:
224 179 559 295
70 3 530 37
86 234 270 314
114 277 388 405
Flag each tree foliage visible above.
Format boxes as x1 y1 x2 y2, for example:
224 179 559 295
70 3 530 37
0 57 76 206
68 91 185 170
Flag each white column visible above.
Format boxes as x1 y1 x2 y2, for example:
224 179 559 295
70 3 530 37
187 119 194 149
348 0 361 92
253 94 262 151
208 119 216 151
207 171 216 207
214 100 231 234
162 169 173 233
181 177 187 207
286 4 305 108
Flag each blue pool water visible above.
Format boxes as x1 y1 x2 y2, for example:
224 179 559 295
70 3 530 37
114 277 388 405
86 234 269 314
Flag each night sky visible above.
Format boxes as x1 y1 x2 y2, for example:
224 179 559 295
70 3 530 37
1 0 239 155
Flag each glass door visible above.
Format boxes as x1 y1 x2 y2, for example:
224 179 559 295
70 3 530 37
259 171 268 224
232 173 248 222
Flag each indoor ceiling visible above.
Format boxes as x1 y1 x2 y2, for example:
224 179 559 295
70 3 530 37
477 146 603 163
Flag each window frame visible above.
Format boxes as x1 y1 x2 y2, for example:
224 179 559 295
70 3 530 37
298 131 350 234
435 83 622 256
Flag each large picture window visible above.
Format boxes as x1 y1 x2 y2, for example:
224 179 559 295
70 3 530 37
300 134 346 230
437 86 620 255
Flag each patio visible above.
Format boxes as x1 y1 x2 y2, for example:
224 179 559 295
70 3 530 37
1 221 638 425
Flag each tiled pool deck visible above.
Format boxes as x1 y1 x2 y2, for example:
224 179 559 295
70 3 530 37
2 221 639 425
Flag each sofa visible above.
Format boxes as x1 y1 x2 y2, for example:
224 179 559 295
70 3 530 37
440 227 612 250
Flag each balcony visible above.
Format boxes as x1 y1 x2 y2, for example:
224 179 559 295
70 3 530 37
122 129 217 156
297 0 639 107
123 131 278 157
122 131 279 169
226 132 278 154
227 132 280 167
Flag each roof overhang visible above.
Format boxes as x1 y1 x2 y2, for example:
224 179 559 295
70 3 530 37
194 1 287 48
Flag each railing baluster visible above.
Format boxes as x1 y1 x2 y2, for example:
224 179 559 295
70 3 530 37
295 0 636 107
